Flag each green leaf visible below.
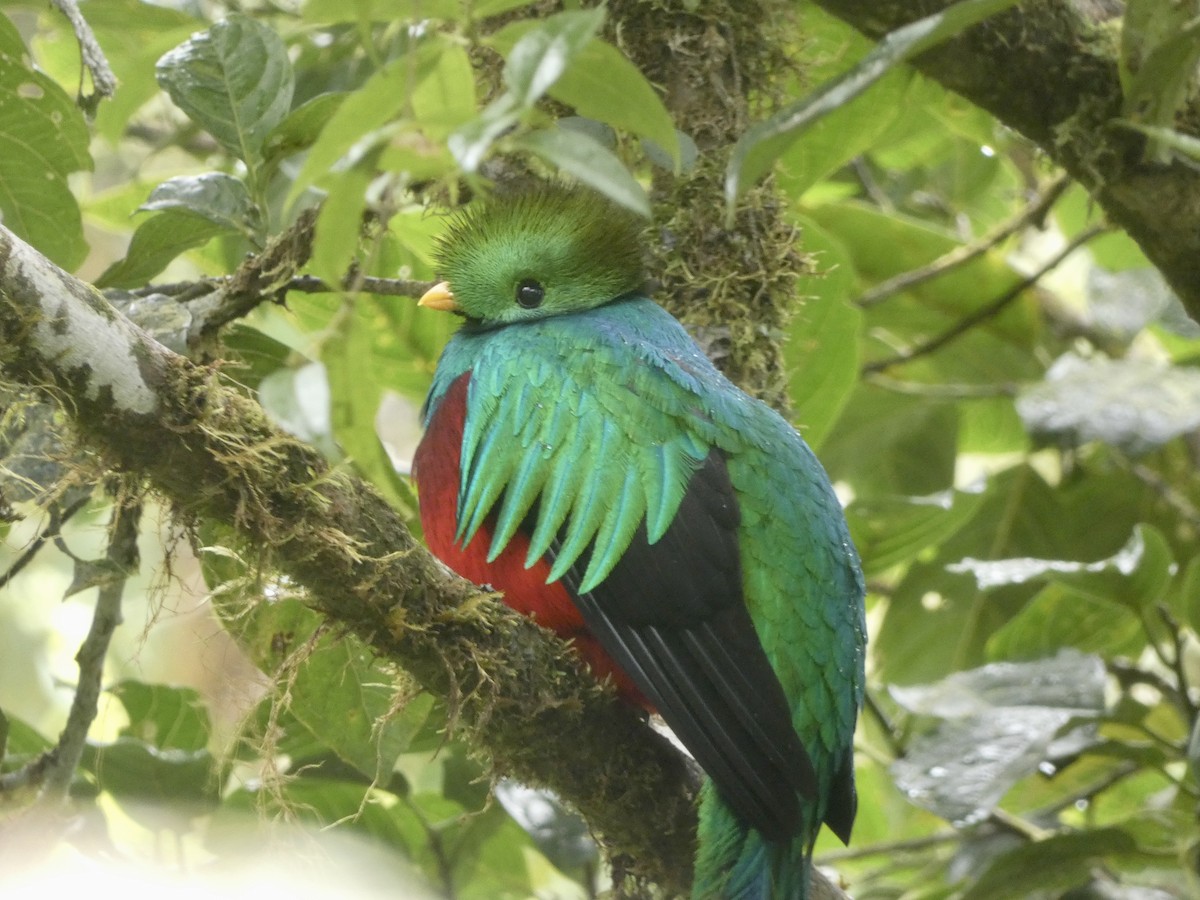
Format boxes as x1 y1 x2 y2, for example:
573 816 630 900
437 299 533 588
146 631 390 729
68 0 199 145
963 829 1144 900
810 201 1039 385
111 681 212 753
725 0 1021 210
81 737 219 808
1177 557 1200 635
156 15 294 164
450 9 607 174
96 210 229 289
1016 353 1200 454
289 39 448 205
871 466 1147 684
230 597 428 782
0 713 50 757
472 0 540 18
448 95 522 172
775 7 919 197
1119 3 1200 162
1188 712 1200 787
950 524 1175 612
501 8 606 109
213 322 294 390
821 384 959 496
890 650 1105 825
490 22 678 167
986 583 1144 661
0 11 91 268
309 166 374 286
324 299 421 515
141 173 259 238
512 126 650 216
409 39 477 132
303 0 461 22
789 216 862 449
850 487 986 577
263 91 347 165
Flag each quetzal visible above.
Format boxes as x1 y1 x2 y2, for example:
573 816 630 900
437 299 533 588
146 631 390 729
412 184 865 899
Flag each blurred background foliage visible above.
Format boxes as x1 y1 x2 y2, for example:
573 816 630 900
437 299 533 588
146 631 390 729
1 1 1198 898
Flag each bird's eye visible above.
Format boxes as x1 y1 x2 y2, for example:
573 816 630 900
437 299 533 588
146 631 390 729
515 279 545 309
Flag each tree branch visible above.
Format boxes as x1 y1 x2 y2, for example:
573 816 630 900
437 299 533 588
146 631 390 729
0 494 139 799
49 0 117 116
862 223 1107 374
810 0 1200 324
0 222 698 894
856 174 1072 309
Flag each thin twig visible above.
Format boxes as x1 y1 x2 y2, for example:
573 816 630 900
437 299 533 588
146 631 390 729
1158 604 1198 719
42 494 140 800
0 493 92 592
864 373 1019 398
1036 760 1140 817
987 807 1051 841
858 174 1071 308
1108 658 1183 710
0 496 141 799
864 689 905 759
49 0 117 116
287 274 433 298
1124 459 1200 533
863 224 1109 375
817 828 960 862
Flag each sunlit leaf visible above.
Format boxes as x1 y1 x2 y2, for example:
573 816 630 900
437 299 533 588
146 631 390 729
0 11 90 267
512 126 650 216
264 91 348 165
501 8 605 108
303 0 461 22
290 39 446 204
324 298 421 514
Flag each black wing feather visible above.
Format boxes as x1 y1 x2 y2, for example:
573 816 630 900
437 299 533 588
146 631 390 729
553 450 817 842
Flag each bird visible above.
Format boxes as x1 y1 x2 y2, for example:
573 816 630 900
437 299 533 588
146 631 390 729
412 183 865 899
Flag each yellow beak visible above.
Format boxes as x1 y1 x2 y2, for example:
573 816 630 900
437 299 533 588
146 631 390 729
418 281 459 312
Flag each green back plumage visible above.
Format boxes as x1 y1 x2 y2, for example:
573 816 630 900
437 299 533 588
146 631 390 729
422 187 866 899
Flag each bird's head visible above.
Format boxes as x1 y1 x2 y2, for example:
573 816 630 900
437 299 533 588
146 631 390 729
420 184 646 326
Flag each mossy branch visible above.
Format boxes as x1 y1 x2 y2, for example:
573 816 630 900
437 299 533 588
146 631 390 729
809 0 1200 323
0 222 698 896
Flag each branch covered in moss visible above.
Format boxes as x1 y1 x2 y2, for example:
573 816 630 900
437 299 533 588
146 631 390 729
0 222 698 895
809 0 1200 322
